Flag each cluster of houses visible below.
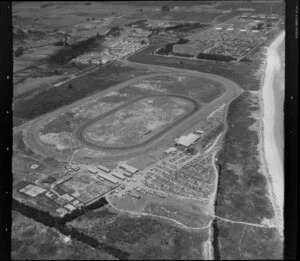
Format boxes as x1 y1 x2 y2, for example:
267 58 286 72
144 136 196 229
71 52 110 65
102 37 149 59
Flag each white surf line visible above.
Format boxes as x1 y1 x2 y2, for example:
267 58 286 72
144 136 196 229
212 214 283 230
206 219 214 260
260 31 285 228
106 196 212 231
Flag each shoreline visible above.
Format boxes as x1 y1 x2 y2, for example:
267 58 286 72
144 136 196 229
260 31 285 228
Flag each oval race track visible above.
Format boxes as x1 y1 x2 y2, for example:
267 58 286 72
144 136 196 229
75 94 201 151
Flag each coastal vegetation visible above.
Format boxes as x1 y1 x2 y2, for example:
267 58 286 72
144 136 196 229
69 207 209 260
11 211 116 260
218 220 283 259
216 92 274 223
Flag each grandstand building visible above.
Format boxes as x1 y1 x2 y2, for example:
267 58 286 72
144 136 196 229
175 133 201 150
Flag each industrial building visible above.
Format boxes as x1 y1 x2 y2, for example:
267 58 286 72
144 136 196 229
175 133 201 149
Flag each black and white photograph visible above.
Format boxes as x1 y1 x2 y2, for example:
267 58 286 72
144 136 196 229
0 0 298 260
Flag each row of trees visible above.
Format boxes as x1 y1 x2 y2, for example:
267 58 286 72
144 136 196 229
47 35 101 64
196 53 236 62
164 22 204 33
155 38 189 56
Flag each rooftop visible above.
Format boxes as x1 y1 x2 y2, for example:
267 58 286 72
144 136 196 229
175 133 201 147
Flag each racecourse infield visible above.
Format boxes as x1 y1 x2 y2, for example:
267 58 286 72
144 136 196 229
75 94 201 151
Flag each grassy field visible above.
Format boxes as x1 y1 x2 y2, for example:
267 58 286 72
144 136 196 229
217 220 283 259
11 211 116 260
39 93 131 135
68 206 209 259
216 92 274 223
13 62 151 120
137 74 224 103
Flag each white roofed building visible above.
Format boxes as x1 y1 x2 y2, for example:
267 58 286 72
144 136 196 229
175 133 201 149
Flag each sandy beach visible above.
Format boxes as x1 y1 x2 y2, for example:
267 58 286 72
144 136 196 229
261 31 285 227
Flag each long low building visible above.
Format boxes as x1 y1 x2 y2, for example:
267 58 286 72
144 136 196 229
119 163 139 174
97 170 119 184
111 170 126 180
97 165 111 173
